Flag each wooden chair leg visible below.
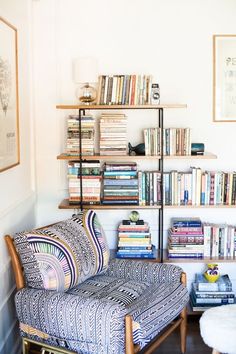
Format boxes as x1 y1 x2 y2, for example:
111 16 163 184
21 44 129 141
125 315 135 354
212 349 220 354
180 307 187 354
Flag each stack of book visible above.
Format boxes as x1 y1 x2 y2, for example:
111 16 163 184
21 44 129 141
102 162 138 205
190 274 235 311
116 219 155 259
144 127 191 156
168 217 204 259
97 74 153 105
66 115 95 156
100 113 127 155
68 160 101 204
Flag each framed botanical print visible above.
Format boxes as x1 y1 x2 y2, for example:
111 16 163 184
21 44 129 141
0 17 20 172
213 35 236 122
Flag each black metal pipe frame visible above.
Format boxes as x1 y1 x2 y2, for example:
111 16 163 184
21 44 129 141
158 108 164 262
79 109 85 211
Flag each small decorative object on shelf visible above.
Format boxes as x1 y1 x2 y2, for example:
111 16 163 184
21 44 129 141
73 57 98 104
191 143 205 155
128 142 145 156
204 264 220 283
151 83 160 104
129 210 140 222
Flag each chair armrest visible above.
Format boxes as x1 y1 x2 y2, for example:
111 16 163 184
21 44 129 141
105 258 183 284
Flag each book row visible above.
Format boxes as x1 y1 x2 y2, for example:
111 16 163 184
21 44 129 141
144 127 191 156
97 74 154 106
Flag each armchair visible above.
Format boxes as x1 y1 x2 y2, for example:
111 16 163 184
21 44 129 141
5 211 189 354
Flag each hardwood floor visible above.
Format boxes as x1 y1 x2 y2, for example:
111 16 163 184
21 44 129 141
151 316 211 354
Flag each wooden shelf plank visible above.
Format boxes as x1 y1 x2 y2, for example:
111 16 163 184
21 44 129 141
56 104 187 110
57 152 217 160
58 199 161 210
165 205 236 208
162 249 236 263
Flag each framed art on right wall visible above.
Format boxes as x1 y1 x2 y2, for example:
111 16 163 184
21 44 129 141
213 34 236 122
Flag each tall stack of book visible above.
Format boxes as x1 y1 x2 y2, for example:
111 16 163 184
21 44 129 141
190 274 235 311
168 217 204 259
116 219 155 259
144 127 191 156
67 115 95 155
102 162 138 205
100 113 127 155
68 160 101 204
97 74 153 105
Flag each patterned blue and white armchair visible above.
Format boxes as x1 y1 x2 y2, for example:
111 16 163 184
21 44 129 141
6 210 189 354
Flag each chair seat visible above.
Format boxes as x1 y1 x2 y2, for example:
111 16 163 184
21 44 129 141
15 269 188 354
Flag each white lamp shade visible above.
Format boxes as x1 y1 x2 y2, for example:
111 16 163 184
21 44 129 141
74 57 98 83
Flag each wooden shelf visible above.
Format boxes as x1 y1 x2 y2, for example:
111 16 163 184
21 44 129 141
59 199 161 210
162 250 236 263
57 152 217 160
165 205 236 208
56 104 187 110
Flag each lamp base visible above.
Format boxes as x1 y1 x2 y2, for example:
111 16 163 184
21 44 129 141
77 83 97 105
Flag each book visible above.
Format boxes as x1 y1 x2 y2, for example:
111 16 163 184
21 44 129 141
195 274 232 292
171 217 202 227
192 283 235 298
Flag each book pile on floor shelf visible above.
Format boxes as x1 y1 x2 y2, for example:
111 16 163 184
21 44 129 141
68 160 101 204
190 274 235 311
168 217 204 259
116 219 155 259
144 127 191 156
67 115 95 155
102 162 138 205
100 113 127 155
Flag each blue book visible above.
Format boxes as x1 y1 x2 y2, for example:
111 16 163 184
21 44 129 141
171 217 202 227
195 274 232 292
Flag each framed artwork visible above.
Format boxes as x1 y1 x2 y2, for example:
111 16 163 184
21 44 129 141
213 35 236 122
0 17 19 172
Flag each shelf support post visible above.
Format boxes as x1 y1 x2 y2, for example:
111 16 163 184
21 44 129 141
79 109 85 211
158 108 164 262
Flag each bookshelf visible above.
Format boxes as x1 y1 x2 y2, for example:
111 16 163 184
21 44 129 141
56 103 234 263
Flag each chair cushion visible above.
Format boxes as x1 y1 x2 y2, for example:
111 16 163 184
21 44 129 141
15 260 189 354
13 210 110 291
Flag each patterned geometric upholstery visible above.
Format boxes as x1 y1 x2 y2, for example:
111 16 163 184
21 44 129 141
13 211 110 291
15 259 189 354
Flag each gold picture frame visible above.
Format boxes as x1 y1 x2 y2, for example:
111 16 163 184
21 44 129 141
213 34 236 122
0 16 20 172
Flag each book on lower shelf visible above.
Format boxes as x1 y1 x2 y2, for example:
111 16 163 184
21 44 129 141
116 218 155 259
190 273 235 312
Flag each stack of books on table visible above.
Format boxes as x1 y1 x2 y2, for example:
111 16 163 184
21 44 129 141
102 162 138 205
190 273 235 311
68 160 101 205
168 217 204 259
116 219 155 259
66 115 95 155
99 113 127 155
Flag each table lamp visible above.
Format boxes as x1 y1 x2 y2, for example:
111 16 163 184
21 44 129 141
74 57 98 104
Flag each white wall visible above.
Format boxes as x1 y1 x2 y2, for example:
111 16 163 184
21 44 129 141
32 0 236 288
0 1 35 353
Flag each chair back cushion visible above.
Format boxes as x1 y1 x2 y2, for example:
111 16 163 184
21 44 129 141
13 210 110 291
